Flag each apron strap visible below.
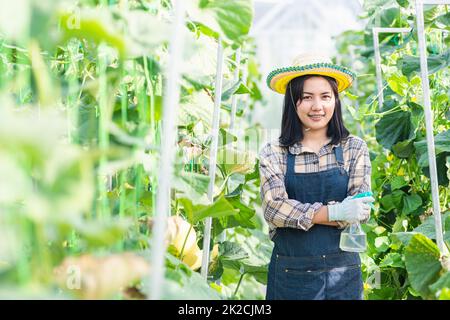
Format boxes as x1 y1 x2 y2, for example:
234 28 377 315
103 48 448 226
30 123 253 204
334 145 344 165
287 145 346 175
334 145 346 174
286 151 296 175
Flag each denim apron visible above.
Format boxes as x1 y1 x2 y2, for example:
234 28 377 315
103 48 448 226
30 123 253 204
266 145 363 300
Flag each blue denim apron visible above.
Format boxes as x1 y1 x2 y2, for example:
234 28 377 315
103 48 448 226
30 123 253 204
266 145 363 300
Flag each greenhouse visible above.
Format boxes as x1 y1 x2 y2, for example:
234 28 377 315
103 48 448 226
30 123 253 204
0 0 449 302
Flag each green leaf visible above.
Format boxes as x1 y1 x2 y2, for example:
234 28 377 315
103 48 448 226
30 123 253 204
392 139 415 158
375 108 417 151
179 195 238 225
438 288 450 299
374 236 390 252
216 146 256 176
380 190 404 212
391 176 408 191
395 0 409 8
380 6 400 27
244 159 260 182
72 218 131 247
221 81 252 101
387 73 409 96
172 171 210 205
423 5 441 23
224 185 256 229
402 194 422 215
415 130 450 167
404 234 442 298
219 241 249 261
414 212 450 240
59 9 126 59
435 12 450 29
379 252 405 268
189 0 254 45
429 272 450 297
414 130 450 186
398 50 450 78
391 231 420 246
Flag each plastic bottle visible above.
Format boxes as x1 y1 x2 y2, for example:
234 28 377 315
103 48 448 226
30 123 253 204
339 191 374 253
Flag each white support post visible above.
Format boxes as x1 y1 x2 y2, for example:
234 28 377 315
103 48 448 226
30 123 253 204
372 27 412 109
149 0 185 300
415 0 449 256
200 38 225 280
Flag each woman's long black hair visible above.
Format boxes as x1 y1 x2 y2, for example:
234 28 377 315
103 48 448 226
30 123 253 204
278 74 350 148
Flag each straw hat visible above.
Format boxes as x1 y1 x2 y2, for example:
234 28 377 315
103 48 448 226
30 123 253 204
266 53 356 94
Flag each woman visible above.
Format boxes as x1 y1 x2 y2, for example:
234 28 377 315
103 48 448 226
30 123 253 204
259 53 375 300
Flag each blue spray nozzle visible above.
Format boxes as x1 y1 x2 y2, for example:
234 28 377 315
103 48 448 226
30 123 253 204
351 191 373 199
352 191 374 209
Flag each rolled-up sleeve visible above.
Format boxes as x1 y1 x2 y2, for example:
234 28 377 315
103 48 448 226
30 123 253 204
347 139 372 223
259 143 323 232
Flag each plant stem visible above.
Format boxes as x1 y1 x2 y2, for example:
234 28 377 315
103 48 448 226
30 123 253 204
233 272 246 298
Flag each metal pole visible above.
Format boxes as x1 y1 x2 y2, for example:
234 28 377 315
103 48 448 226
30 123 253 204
372 27 411 109
415 0 449 256
200 38 224 280
149 0 185 300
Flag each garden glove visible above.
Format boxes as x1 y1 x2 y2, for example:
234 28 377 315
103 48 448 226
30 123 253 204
328 195 375 223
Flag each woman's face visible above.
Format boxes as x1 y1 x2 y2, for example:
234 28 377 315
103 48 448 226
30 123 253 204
295 76 335 132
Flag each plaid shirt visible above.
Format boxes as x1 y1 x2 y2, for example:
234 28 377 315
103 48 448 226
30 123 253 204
259 135 372 240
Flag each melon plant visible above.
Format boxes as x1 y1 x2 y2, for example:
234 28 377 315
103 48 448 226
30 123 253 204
335 0 450 300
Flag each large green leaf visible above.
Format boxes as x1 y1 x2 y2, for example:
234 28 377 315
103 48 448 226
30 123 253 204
415 130 450 167
179 195 238 224
375 107 417 150
219 241 249 261
414 130 450 186
435 12 450 29
413 212 450 241
402 194 422 215
380 6 400 27
398 50 450 78
404 234 442 298
392 139 415 158
188 0 254 45
390 176 408 191
223 185 256 229
380 190 405 212
59 9 126 59
391 231 420 246
172 171 210 205
429 271 450 297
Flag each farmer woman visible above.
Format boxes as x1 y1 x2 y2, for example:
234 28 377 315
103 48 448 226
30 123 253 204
259 53 375 300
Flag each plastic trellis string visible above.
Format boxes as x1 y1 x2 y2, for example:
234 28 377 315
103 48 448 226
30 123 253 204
415 0 449 256
372 27 412 109
149 0 186 300
200 38 225 280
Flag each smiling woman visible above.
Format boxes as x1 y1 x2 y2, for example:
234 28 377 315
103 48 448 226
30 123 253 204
259 52 374 300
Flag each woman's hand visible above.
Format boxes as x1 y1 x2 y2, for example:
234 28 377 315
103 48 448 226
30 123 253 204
327 196 374 223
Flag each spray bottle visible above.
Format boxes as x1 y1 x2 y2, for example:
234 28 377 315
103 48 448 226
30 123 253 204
339 191 374 253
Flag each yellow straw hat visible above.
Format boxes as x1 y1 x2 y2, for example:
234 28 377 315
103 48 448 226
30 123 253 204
266 53 356 94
